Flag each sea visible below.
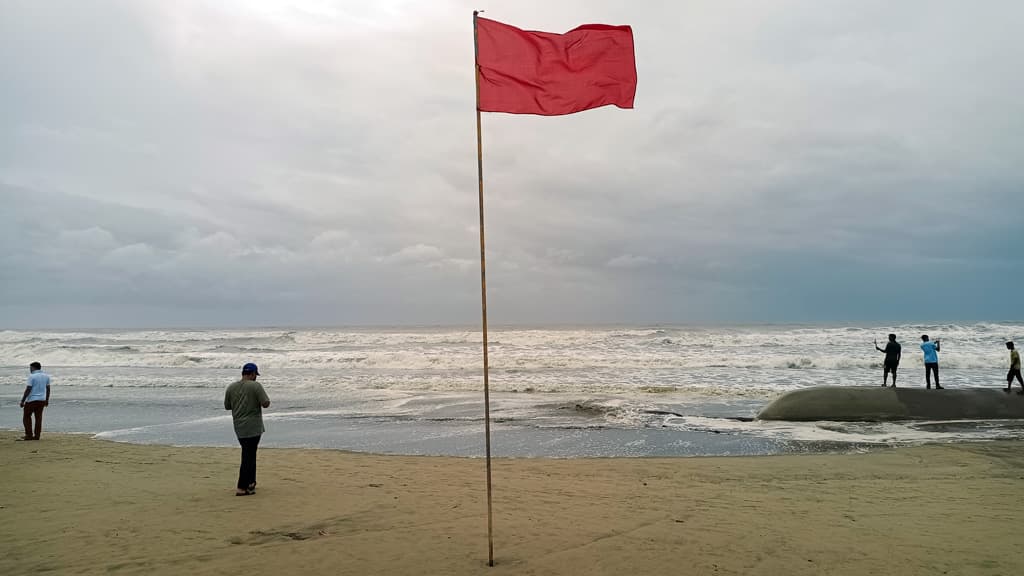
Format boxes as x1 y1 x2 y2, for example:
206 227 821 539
3 323 1024 457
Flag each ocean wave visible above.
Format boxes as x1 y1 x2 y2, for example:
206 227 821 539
2 325 1021 379
0 349 1011 372
663 415 1024 445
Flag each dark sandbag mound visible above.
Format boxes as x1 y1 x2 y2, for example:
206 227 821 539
758 386 1024 422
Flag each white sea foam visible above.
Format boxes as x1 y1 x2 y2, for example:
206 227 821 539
3 324 1020 366
4 324 1021 454
663 415 1024 445
2 324 1022 397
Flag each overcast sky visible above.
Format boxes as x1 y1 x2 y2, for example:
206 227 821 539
1 0 1022 328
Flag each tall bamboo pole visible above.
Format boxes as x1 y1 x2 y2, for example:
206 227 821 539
472 9 495 568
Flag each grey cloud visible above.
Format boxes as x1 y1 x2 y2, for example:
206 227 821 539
607 255 656 269
2 0 1023 328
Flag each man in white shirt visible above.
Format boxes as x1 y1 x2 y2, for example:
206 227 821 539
20 362 51 440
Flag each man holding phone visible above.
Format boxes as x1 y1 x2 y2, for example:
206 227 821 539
920 335 943 390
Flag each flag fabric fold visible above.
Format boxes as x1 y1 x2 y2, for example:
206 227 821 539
475 17 637 116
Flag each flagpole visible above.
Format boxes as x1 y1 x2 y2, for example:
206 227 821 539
473 9 496 568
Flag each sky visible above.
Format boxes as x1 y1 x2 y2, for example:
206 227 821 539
1 0 1022 328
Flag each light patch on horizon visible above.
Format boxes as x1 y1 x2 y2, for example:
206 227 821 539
607 255 656 269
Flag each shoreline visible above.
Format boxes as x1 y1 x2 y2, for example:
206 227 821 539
0 425 873 458
0 423 968 460
2 432 1022 575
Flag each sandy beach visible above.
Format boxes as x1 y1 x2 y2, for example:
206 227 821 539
1 432 1021 576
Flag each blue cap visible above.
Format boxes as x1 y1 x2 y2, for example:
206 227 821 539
242 362 260 375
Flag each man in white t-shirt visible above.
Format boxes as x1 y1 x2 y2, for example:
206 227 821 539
20 362 51 440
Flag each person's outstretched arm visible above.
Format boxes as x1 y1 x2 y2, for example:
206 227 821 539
19 385 30 408
875 340 884 353
257 383 270 409
935 340 941 352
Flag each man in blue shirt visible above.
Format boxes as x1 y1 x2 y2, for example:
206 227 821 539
920 335 943 390
19 362 51 440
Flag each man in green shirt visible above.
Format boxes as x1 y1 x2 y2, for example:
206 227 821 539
224 363 270 496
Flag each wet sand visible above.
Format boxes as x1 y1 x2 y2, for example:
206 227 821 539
1 431 1021 575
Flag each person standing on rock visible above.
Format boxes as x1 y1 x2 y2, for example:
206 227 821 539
920 335 943 390
874 334 901 387
1005 342 1023 395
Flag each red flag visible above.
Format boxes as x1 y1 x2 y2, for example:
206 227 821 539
475 17 637 116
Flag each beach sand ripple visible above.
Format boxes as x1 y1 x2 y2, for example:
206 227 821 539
1 432 1021 575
